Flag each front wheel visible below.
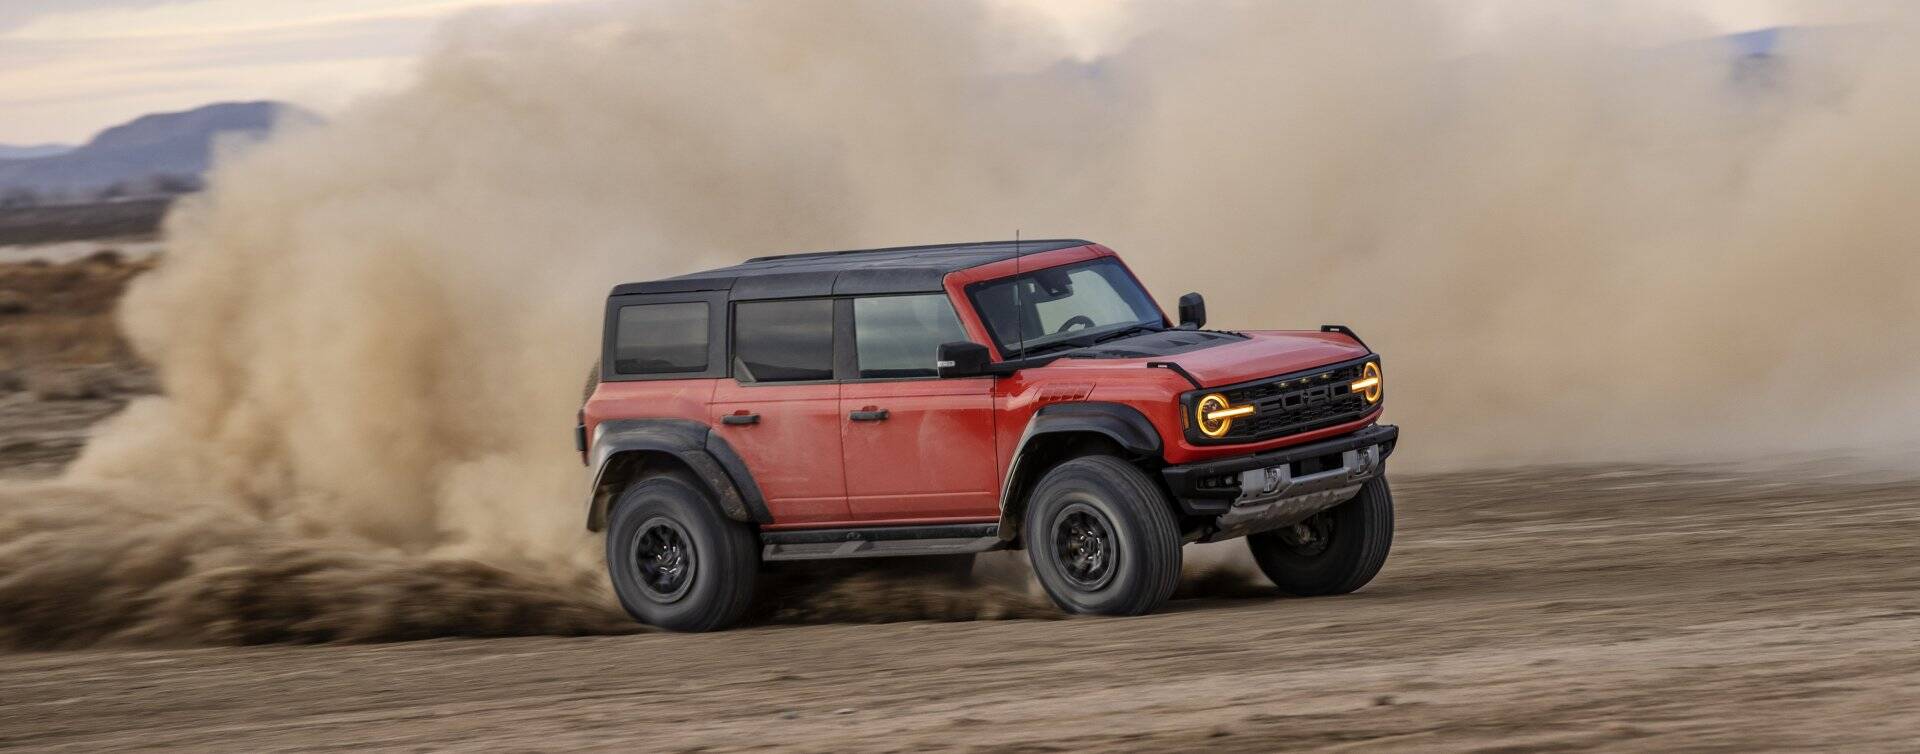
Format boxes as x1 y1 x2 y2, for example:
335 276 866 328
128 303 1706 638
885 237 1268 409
1246 476 1394 596
1024 455 1183 616
605 475 759 631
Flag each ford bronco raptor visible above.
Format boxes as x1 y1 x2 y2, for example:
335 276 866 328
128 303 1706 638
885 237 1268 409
579 240 1396 631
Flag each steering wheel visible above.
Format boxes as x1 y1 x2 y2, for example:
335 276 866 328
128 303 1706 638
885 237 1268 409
1055 315 1096 334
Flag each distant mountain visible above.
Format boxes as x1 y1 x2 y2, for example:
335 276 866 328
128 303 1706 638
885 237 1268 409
0 101 322 202
0 144 73 160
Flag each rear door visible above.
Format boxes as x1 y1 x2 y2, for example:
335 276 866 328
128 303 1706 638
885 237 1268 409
709 298 848 524
839 294 1000 521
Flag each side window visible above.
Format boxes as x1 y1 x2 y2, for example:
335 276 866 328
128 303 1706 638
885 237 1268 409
614 302 709 375
734 299 834 382
854 294 969 379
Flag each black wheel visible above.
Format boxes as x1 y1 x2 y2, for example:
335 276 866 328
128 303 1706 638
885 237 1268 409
1246 476 1394 596
605 474 759 631
1024 455 1182 616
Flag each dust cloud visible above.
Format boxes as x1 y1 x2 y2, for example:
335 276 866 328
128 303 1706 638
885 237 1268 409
6 0 1919 647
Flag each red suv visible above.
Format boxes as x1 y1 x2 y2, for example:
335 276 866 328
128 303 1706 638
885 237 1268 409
579 240 1396 631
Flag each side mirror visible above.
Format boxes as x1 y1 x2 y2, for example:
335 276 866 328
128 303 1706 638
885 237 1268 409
937 341 992 378
1177 292 1207 329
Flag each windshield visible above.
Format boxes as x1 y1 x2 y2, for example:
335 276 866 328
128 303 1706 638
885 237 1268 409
968 258 1165 357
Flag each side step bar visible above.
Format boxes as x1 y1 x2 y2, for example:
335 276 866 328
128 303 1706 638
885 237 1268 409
760 523 1006 562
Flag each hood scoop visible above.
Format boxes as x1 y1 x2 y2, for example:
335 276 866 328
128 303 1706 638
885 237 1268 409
1067 329 1244 359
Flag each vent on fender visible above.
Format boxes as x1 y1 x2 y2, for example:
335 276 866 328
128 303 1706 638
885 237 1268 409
1036 384 1094 403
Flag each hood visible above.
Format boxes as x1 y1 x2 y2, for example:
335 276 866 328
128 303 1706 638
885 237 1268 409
1057 329 1370 387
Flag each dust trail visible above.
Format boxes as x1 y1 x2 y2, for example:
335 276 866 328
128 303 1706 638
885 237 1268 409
1111 4 1920 469
0 483 636 649
7 0 1920 646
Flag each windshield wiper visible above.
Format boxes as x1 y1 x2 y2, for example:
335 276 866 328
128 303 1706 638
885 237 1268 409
1018 324 1164 357
1090 323 1165 344
1019 337 1095 356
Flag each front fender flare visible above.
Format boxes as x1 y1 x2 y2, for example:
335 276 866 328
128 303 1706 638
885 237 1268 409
996 402 1163 540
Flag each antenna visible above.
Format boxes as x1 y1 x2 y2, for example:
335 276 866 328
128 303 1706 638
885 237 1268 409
1012 231 1025 360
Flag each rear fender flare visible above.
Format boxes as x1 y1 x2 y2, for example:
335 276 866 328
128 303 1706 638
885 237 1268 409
585 419 772 531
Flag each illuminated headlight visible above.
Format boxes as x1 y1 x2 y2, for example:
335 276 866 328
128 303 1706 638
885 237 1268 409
1351 361 1382 403
1194 393 1255 438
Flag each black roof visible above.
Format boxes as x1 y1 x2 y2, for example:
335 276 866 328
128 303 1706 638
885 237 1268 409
611 239 1093 298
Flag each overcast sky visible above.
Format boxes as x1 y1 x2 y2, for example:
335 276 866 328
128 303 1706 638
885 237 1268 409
0 0 579 144
0 0 1836 146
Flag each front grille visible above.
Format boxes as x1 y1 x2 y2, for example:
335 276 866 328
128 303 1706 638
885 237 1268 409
1187 356 1378 444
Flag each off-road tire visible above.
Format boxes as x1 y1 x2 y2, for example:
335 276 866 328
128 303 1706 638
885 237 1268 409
605 474 759 631
1246 476 1394 596
1024 455 1182 616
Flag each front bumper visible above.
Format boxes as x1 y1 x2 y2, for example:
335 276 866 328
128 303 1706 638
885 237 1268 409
1162 423 1398 542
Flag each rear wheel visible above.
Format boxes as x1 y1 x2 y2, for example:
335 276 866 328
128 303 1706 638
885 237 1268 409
605 474 759 631
1024 455 1182 616
1246 476 1394 596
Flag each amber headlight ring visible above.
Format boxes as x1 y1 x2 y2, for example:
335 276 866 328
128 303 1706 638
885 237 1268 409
1194 393 1255 438
1351 361 1383 404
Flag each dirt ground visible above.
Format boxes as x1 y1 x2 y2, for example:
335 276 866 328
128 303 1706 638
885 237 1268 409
0 255 156 479
0 200 169 247
2 462 1916 752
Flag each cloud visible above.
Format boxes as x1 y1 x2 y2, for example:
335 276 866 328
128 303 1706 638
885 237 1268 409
0 6 438 143
0 0 194 31
0 0 584 144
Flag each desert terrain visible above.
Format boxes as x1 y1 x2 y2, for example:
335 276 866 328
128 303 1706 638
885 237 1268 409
1 461 1916 751
2 252 1918 751
9 1 1920 748
0 241 155 481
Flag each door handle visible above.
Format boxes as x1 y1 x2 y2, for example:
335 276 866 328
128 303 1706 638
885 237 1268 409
722 412 760 425
848 408 889 422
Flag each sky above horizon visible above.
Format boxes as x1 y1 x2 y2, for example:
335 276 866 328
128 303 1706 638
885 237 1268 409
0 0 1853 146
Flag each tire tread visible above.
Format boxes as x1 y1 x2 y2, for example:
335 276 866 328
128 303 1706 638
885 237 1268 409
1026 455 1182 616
606 474 758 631
1248 476 1393 596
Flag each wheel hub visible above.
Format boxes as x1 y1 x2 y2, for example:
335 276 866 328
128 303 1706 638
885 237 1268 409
1278 511 1335 557
632 517 696 603
1053 502 1117 589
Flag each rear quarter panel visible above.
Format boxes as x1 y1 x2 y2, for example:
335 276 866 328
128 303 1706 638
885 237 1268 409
583 379 717 442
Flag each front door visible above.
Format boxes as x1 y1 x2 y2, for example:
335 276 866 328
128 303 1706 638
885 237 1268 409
710 298 847 524
839 294 1000 521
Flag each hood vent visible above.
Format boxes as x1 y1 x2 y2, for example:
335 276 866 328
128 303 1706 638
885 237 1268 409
1068 329 1244 359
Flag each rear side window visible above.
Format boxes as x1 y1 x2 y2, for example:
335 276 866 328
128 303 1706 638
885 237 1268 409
734 299 834 382
614 302 709 375
854 294 968 378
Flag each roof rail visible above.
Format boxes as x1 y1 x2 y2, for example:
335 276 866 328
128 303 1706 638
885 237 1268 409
745 238 1092 263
